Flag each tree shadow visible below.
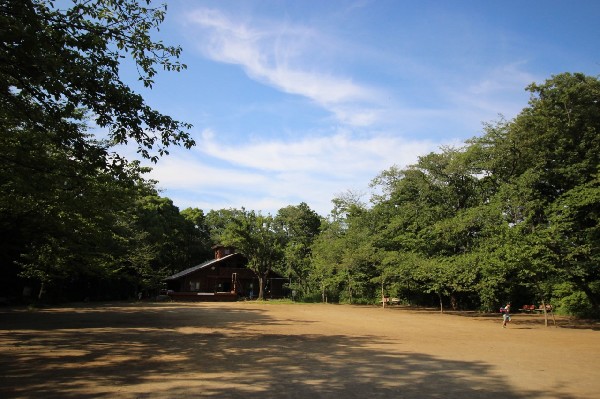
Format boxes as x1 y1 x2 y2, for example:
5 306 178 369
0 303 574 399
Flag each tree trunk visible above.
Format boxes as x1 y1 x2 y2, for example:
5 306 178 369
541 298 548 327
438 292 443 314
38 282 45 300
257 276 264 300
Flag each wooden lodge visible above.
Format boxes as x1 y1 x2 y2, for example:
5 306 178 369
164 245 286 301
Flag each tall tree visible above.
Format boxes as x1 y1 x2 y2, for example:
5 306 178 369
547 175 600 312
275 203 322 297
221 210 285 300
180 208 213 266
310 218 345 303
311 194 380 303
205 208 246 245
1 0 194 300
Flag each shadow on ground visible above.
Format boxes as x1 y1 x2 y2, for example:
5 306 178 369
0 302 572 399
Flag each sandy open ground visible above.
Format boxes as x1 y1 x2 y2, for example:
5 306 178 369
0 302 598 399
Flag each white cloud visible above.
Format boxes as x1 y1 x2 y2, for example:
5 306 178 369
146 129 439 215
460 63 540 115
181 6 541 137
149 3 548 215
200 127 435 175
185 8 386 127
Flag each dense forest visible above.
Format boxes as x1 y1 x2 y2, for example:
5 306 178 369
310 72 600 317
1 1 598 317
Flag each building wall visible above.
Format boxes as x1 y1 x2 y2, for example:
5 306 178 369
167 251 287 298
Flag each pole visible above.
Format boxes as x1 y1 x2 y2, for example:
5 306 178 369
381 278 385 308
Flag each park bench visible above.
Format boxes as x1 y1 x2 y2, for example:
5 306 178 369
518 304 553 313
519 304 536 313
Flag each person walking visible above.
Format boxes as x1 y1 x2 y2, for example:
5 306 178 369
502 303 511 328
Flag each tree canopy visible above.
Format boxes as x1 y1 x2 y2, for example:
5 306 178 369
1 0 200 301
314 72 600 315
221 209 285 300
1 0 194 164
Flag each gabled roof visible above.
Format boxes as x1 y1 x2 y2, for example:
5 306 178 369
165 253 243 281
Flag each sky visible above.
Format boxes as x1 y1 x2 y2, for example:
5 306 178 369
118 0 600 216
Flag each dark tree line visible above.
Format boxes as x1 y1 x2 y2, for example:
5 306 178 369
1 0 198 301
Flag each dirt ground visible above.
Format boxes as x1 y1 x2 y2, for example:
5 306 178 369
0 302 598 399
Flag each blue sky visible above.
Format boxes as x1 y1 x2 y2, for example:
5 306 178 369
120 0 600 216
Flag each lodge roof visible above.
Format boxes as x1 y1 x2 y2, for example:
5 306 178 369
164 253 242 281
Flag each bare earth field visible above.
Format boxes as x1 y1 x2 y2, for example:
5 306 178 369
0 302 598 399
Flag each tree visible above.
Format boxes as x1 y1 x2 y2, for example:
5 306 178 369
275 203 322 298
310 218 345 303
131 195 190 284
1 0 194 164
221 210 285 300
305 74 600 311
180 208 213 266
2 129 155 300
205 208 245 245
547 175 600 314
490 74 600 313
311 195 380 304
517 73 600 196
1 0 194 300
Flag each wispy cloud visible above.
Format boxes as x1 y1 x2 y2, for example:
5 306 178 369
185 8 386 127
148 3 552 215
148 128 439 215
181 6 540 135
456 63 540 115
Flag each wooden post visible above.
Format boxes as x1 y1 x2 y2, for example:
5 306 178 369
542 298 548 327
381 278 385 309
38 282 45 300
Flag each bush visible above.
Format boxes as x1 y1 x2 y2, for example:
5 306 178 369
555 291 595 317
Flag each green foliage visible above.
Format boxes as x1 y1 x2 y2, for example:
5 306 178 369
546 175 600 308
309 218 345 303
275 203 322 298
558 291 594 317
1 0 194 163
318 72 600 316
204 208 245 245
1 0 196 301
180 207 214 263
221 209 285 300
552 282 597 317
